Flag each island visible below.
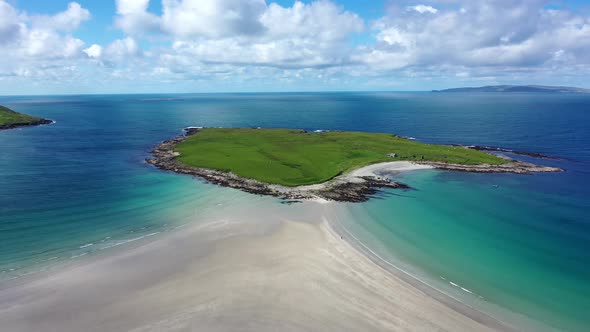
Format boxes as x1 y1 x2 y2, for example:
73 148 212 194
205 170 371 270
147 128 562 202
0 105 52 130
432 85 590 93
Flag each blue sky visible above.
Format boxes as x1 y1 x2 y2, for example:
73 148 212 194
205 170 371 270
1 0 589 95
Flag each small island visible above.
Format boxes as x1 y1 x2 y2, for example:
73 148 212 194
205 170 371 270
148 128 562 202
0 105 52 130
432 85 590 93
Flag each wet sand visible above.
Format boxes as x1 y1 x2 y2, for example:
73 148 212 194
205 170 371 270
0 203 515 332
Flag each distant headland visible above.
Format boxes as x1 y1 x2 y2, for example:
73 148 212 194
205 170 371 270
0 105 52 130
148 128 562 203
432 85 590 93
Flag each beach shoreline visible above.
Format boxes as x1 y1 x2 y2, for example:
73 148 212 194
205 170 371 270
0 200 523 332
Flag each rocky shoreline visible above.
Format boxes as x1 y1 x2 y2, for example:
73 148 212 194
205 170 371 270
418 160 562 174
0 119 53 131
147 128 562 203
459 145 560 160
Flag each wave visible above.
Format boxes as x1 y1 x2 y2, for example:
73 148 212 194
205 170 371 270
1 230 166 283
441 277 477 295
326 215 495 319
100 232 161 250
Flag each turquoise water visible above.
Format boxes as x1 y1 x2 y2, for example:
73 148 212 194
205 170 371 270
335 169 589 331
0 93 588 330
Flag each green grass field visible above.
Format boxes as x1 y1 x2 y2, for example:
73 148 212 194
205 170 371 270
0 105 46 128
175 128 507 187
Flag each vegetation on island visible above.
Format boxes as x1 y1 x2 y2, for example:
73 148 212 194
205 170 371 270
0 105 51 130
174 128 508 187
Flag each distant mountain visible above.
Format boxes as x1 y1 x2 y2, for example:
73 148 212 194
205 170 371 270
432 85 590 93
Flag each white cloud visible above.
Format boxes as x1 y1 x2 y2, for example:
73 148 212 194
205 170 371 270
23 29 85 58
112 0 363 69
117 0 151 15
3 0 590 93
115 0 365 42
407 5 438 14
115 0 268 38
360 0 590 75
31 2 90 32
105 37 142 59
0 3 89 59
95 0 590 90
115 0 160 35
0 1 91 81
84 44 103 58
376 27 412 48
161 0 267 38
261 1 363 41
83 37 143 65
0 1 24 44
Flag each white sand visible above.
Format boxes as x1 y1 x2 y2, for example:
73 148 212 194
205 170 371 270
0 203 513 332
273 161 433 195
346 161 433 178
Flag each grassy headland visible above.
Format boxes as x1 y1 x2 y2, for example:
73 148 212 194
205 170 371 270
174 128 507 187
0 105 51 130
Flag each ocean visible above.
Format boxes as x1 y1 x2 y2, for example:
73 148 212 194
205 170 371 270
0 92 588 330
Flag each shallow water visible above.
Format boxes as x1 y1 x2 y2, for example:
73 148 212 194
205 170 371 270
0 92 588 330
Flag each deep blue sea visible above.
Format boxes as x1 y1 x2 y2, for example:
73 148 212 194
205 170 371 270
0 93 588 331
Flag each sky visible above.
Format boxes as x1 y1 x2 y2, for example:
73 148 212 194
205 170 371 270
1 0 590 95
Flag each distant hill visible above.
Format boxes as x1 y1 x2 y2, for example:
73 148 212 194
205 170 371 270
0 105 52 130
432 85 590 93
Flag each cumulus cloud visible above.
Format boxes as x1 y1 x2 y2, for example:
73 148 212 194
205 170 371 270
407 5 438 14
112 0 363 69
95 0 590 89
3 0 590 92
359 0 590 76
261 1 363 41
115 0 364 42
84 44 103 58
0 1 93 83
117 0 151 15
105 37 142 58
114 0 267 37
84 37 143 66
115 0 160 35
31 2 91 32
0 1 24 45
161 0 267 38
0 2 90 57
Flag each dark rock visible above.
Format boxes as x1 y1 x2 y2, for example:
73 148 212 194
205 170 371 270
0 119 53 130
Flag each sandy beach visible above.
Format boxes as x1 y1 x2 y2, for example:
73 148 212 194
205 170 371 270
0 200 516 332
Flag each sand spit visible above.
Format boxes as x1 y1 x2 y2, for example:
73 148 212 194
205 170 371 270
0 205 516 332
